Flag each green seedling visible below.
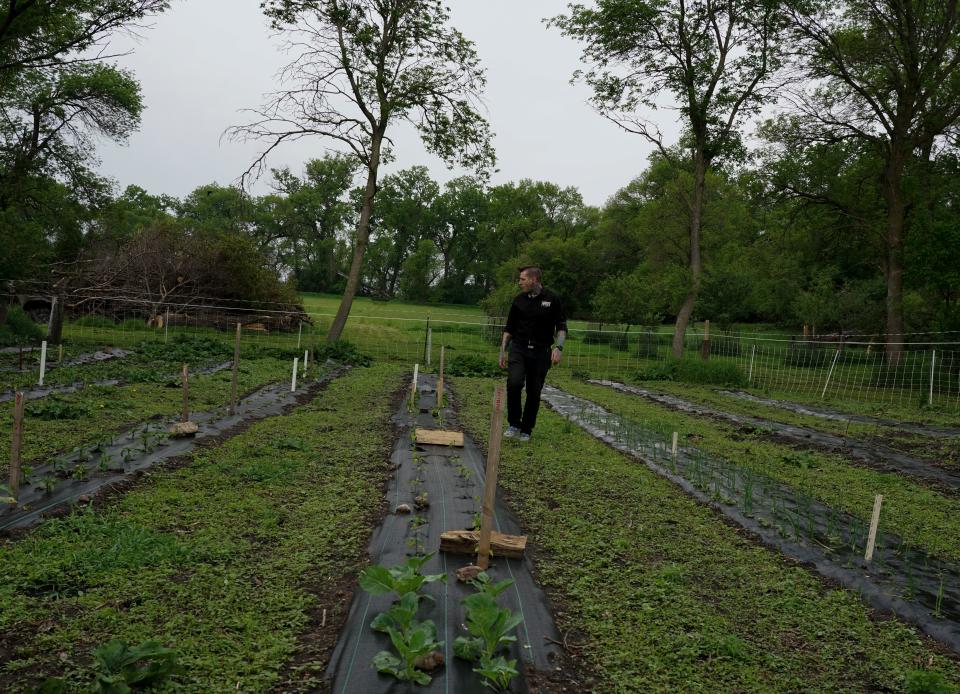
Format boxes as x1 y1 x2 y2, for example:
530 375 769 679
358 554 446 599
455 572 521 658
39 639 183 694
121 448 136 463
53 457 69 475
474 654 519 692
41 474 57 495
373 621 443 685
72 464 88 481
98 453 114 473
370 590 426 634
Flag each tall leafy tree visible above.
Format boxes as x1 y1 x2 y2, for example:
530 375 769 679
554 0 789 356
0 1 168 84
231 0 495 341
787 0 960 356
365 165 440 297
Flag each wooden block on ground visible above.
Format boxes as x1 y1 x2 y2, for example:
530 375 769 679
415 428 464 447
439 529 527 559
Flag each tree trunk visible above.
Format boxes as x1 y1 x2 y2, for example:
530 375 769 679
327 136 382 342
882 149 907 361
671 149 707 358
47 295 64 344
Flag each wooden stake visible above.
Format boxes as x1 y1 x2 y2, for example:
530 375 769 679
864 494 884 562
9 392 24 500
304 349 309 377
477 384 506 570
230 323 240 415
438 345 445 409
410 363 419 408
181 363 190 423
672 431 679 460
58 343 63 364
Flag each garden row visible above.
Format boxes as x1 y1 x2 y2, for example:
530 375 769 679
0 362 403 691
452 376 960 692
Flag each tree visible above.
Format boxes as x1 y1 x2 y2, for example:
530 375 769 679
787 0 960 356
268 155 358 291
0 62 142 204
231 0 495 342
554 0 789 356
0 1 167 290
433 175 488 302
0 1 168 85
365 165 440 297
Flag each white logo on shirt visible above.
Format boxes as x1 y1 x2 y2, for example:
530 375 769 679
541 301 551 307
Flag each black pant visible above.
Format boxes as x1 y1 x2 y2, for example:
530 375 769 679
507 347 551 434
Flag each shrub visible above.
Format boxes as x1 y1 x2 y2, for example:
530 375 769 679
447 353 500 378
634 331 663 359
0 306 44 345
314 340 373 367
121 318 154 331
72 315 117 329
905 669 957 694
633 357 746 387
137 335 232 364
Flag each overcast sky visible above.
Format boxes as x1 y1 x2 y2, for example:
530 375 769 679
96 0 669 208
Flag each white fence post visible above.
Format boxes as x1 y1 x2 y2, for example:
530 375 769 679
303 349 309 377
929 349 936 406
297 322 302 349
426 326 432 366
291 357 299 392
38 340 47 386
747 344 756 385
821 349 841 400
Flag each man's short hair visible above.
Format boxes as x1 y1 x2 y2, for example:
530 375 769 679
519 266 542 281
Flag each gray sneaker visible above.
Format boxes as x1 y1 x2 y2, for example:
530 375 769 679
518 432 531 442
504 426 520 439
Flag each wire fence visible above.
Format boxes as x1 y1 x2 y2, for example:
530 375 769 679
3 292 960 412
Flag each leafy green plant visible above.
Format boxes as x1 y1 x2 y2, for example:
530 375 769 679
72 464 88 481
447 354 499 378
27 396 91 421
905 669 957 694
313 340 372 367
454 571 522 690
38 639 183 693
358 554 446 600
474 654 520 692
372 621 443 685
41 474 58 495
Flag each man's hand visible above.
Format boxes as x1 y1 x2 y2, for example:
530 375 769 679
499 352 507 369
551 347 562 366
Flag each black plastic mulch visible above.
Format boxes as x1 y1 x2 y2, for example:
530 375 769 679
719 389 960 438
325 373 565 694
0 362 349 533
592 380 960 490
543 385 960 654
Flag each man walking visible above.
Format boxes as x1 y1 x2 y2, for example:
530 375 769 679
498 266 567 441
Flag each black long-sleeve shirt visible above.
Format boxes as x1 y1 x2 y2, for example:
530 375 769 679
504 287 567 351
